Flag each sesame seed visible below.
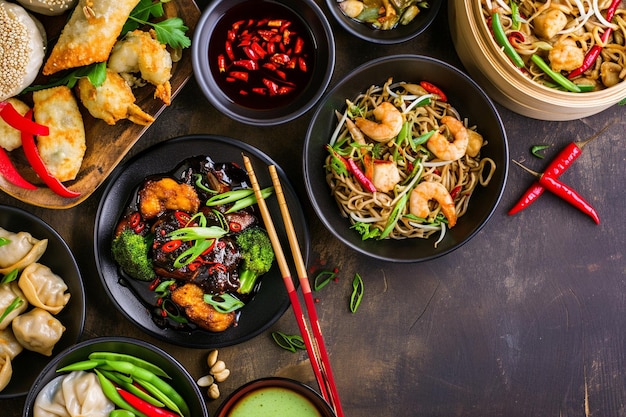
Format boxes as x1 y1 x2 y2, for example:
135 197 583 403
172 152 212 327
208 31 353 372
0 3 32 99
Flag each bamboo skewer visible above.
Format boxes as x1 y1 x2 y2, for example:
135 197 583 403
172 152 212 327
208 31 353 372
242 154 344 417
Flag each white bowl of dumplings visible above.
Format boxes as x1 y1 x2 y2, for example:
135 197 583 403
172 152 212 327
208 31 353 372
23 336 208 417
0 205 85 398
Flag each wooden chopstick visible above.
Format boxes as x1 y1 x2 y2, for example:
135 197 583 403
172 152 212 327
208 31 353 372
242 154 344 417
268 165 345 417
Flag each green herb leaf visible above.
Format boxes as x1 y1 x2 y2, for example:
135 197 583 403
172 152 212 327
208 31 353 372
350 273 364 313
152 17 190 49
350 222 381 240
203 293 244 313
21 62 106 93
271 331 305 352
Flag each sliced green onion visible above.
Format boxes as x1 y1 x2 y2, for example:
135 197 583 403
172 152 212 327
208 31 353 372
173 238 215 268
350 273 364 313
0 296 24 323
0 237 10 247
203 293 244 313
271 331 305 352
225 186 273 214
0 269 18 284
511 1 521 30
313 270 337 291
167 226 226 241
193 174 216 193
411 130 435 149
154 279 176 294
206 188 254 206
380 192 409 239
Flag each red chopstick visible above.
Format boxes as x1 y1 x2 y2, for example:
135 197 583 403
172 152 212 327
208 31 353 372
242 155 344 417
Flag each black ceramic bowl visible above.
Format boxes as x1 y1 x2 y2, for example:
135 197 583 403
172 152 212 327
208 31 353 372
325 0 443 44
22 336 208 417
0 205 85 398
215 377 336 417
192 0 335 126
303 55 509 262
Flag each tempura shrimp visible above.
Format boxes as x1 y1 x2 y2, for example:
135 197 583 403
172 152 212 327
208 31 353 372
108 29 173 105
409 181 457 227
77 69 155 126
426 115 469 161
355 102 403 142
138 178 200 219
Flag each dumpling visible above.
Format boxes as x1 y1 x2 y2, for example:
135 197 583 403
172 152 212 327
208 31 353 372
19 263 70 314
0 353 12 392
0 227 48 275
33 371 114 417
11 308 65 356
0 327 23 360
0 282 29 330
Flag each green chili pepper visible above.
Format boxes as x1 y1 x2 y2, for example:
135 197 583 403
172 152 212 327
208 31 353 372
88 352 171 379
94 369 147 417
313 270 337 291
271 331 306 352
350 273 364 313
531 54 581 93
491 12 525 68
530 144 551 158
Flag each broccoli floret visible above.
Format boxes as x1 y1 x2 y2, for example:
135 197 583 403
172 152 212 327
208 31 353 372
236 227 275 294
111 229 156 281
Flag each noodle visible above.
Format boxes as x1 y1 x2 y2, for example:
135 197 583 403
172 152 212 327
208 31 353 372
324 78 496 243
482 0 626 90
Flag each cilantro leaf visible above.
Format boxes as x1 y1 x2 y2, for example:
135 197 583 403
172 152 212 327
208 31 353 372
150 17 190 49
21 62 107 93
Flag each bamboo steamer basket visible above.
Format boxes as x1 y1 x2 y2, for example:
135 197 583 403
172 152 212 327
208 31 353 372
448 0 626 120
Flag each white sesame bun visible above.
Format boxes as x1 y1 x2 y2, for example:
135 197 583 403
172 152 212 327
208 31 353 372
0 1 46 102
15 0 78 16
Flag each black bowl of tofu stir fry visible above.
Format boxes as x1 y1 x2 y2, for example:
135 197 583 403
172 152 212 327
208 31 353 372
0 205 85 398
327 0 444 44
449 0 626 120
303 54 508 262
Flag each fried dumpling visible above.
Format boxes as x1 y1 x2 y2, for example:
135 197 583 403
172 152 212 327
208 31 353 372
77 69 155 125
42 0 141 75
11 307 65 356
0 282 29 330
0 327 23 360
33 86 86 182
0 227 48 275
18 263 70 315
0 98 30 152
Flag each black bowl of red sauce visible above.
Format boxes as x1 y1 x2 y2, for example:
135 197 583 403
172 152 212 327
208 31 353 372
192 0 335 126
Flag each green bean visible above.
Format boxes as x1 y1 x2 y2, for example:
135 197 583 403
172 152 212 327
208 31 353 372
530 54 582 93
109 411 137 417
94 369 147 417
491 12 524 68
133 377 182 416
99 369 165 408
89 352 171 379
104 360 190 417
56 359 105 373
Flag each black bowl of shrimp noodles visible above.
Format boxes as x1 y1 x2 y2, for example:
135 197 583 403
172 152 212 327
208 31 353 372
303 54 508 262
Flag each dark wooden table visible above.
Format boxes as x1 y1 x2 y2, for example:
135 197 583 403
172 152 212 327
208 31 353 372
3 1 625 416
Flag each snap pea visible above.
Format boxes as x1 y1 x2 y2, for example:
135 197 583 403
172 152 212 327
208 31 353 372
88 352 171 379
104 360 190 417
94 369 147 417
491 12 525 68
531 54 581 93
133 377 182 416
56 359 105 373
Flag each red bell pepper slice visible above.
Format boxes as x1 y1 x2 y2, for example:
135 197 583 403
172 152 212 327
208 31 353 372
0 101 49 136
20 111 80 198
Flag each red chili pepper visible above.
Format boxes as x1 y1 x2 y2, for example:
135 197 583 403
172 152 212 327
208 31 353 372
250 41 267 59
262 78 280 95
217 54 227 72
268 19 285 28
174 211 191 225
298 57 308 72
20 111 80 198
229 221 242 232
208 263 227 275
420 81 447 102
568 0 620 79
0 147 37 190
233 59 258 70
229 71 249 82
225 41 235 61
0 101 49 136
294 37 304 54
162 240 182 253
509 124 612 215
270 53 290 66
242 45 260 60
149 278 161 291
117 387 179 417
346 158 377 193
449 185 462 199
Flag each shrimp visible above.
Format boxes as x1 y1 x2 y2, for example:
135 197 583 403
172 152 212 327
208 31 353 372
426 115 469 161
371 159 401 192
77 69 155 126
138 178 200 219
108 29 173 105
355 102 403 142
409 181 457 227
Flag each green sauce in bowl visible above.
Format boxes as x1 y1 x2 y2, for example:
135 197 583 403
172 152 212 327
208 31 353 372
228 386 322 417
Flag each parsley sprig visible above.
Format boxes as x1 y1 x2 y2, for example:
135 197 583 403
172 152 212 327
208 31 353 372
123 0 191 49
